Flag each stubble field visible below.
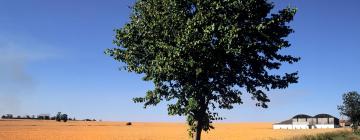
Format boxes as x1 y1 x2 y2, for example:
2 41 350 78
0 119 345 140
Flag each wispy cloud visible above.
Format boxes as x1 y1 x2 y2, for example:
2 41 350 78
0 39 59 62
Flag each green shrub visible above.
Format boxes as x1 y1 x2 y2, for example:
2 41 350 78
286 131 360 140
354 130 360 136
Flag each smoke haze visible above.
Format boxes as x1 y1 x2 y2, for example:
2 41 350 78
0 38 56 115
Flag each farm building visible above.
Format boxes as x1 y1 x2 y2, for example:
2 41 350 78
339 119 351 128
273 114 340 129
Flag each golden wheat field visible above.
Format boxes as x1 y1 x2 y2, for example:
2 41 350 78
0 119 346 140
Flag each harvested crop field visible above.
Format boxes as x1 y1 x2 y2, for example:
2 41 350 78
0 119 346 140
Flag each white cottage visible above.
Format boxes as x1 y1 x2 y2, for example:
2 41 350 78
273 114 339 129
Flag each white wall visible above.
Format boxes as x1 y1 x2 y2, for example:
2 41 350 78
273 124 339 129
292 124 309 129
273 124 310 129
273 124 293 129
315 124 335 129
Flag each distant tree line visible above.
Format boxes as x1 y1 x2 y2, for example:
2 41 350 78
83 119 97 121
1 112 75 122
1 113 97 122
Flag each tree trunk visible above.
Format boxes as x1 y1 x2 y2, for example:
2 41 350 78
193 124 202 140
192 96 206 140
353 121 359 132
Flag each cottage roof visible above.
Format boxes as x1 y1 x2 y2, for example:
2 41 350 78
274 119 292 124
292 114 312 118
314 114 334 118
340 120 349 123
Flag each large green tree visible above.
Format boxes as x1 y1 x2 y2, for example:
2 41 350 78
107 0 299 139
338 91 360 131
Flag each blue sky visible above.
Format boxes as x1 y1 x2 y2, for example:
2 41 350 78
0 0 359 122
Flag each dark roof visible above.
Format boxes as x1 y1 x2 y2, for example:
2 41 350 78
275 119 292 125
314 114 335 118
292 114 312 118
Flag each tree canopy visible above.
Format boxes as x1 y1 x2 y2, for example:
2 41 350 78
107 0 299 139
338 91 360 131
